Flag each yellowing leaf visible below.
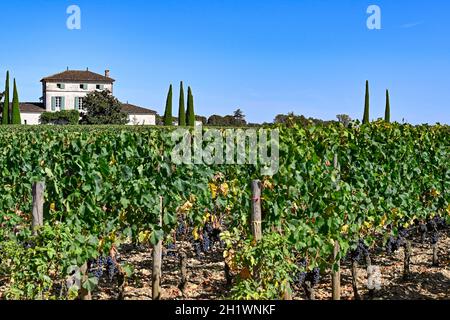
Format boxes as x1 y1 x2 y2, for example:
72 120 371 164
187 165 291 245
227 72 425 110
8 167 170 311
180 200 193 213
220 183 229 196
192 227 200 241
98 238 105 250
380 214 388 227
138 231 151 243
209 183 218 199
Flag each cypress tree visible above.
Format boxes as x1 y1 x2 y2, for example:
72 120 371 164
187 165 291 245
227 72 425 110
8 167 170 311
163 84 173 126
178 81 186 126
385 89 391 123
12 79 21 124
2 71 10 124
186 86 195 126
362 80 370 124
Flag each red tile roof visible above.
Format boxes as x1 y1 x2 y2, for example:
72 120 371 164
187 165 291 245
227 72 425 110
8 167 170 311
19 102 46 113
18 102 156 115
41 70 115 83
121 103 157 115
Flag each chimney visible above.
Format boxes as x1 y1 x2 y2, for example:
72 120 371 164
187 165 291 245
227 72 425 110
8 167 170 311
105 70 110 78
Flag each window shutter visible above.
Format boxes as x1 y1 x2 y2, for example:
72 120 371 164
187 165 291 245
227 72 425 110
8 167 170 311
61 83 65 90
100 84 104 90
61 97 65 110
75 97 79 110
83 84 88 90
51 97 56 111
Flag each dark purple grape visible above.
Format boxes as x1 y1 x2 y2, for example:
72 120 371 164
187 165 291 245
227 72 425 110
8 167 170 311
106 256 117 280
194 241 202 257
202 232 211 252
430 232 439 245
305 268 320 287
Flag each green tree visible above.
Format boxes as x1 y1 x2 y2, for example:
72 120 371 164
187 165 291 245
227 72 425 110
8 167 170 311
178 82 186 126
207 114 225 126
363 80 370 124
163 84 173 126
336 114 351 127
80 90 127 125
385 89 391 123
186 86 195 126
11 79 21 124
2 71 10 124
233 109 247 125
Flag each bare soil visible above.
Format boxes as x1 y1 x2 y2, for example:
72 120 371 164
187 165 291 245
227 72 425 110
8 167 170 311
93 230 450 300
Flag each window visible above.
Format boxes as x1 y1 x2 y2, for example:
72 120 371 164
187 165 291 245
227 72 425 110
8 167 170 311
80 84 88 90
57 83 65 89
96 84 104 90
75 97 84 110
52 96 65 111
55 97 62 109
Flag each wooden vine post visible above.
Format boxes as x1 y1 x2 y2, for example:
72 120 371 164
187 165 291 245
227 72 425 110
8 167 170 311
251 180 292 300
79 263 92 300
31 182 45 235
251 180 262 242
432 243 439 267
331 154 341 300
332 241 341 300
403 240 412 280
178 252 187 296
152 196 163 300
351 260 361 300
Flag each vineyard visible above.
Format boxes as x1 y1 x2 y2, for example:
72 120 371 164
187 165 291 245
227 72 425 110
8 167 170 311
0 122 449 300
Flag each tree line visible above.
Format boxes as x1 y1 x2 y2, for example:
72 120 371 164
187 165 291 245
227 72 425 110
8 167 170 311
158 80 393 128
0 74 393 127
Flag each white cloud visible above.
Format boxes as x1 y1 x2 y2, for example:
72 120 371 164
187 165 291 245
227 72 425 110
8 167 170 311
400 21 424 29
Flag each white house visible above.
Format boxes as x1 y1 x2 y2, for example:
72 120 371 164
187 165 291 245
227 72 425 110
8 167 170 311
20 69 156 125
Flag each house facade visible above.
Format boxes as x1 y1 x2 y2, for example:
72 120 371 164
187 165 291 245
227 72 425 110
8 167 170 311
20 69 156 125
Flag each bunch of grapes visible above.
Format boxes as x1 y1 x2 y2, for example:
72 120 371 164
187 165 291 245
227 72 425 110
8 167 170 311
22 240 36 250
419 222 428 234
192 220 223 258
431 216 446 230
386 236 402 254
176 220 187 239
305 268 321 287
398 228 409 239
349 240 369 263
194 241 202 257
293 258 308 286
165 243 177 258
202 231 211 252
430 232 439 245
88 256 106 280
106 256 118 281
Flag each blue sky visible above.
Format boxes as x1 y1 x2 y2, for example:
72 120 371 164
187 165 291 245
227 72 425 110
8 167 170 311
0 0 449 124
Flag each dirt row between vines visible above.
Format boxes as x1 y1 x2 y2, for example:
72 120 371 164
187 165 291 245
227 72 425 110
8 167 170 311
94 230 450 300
